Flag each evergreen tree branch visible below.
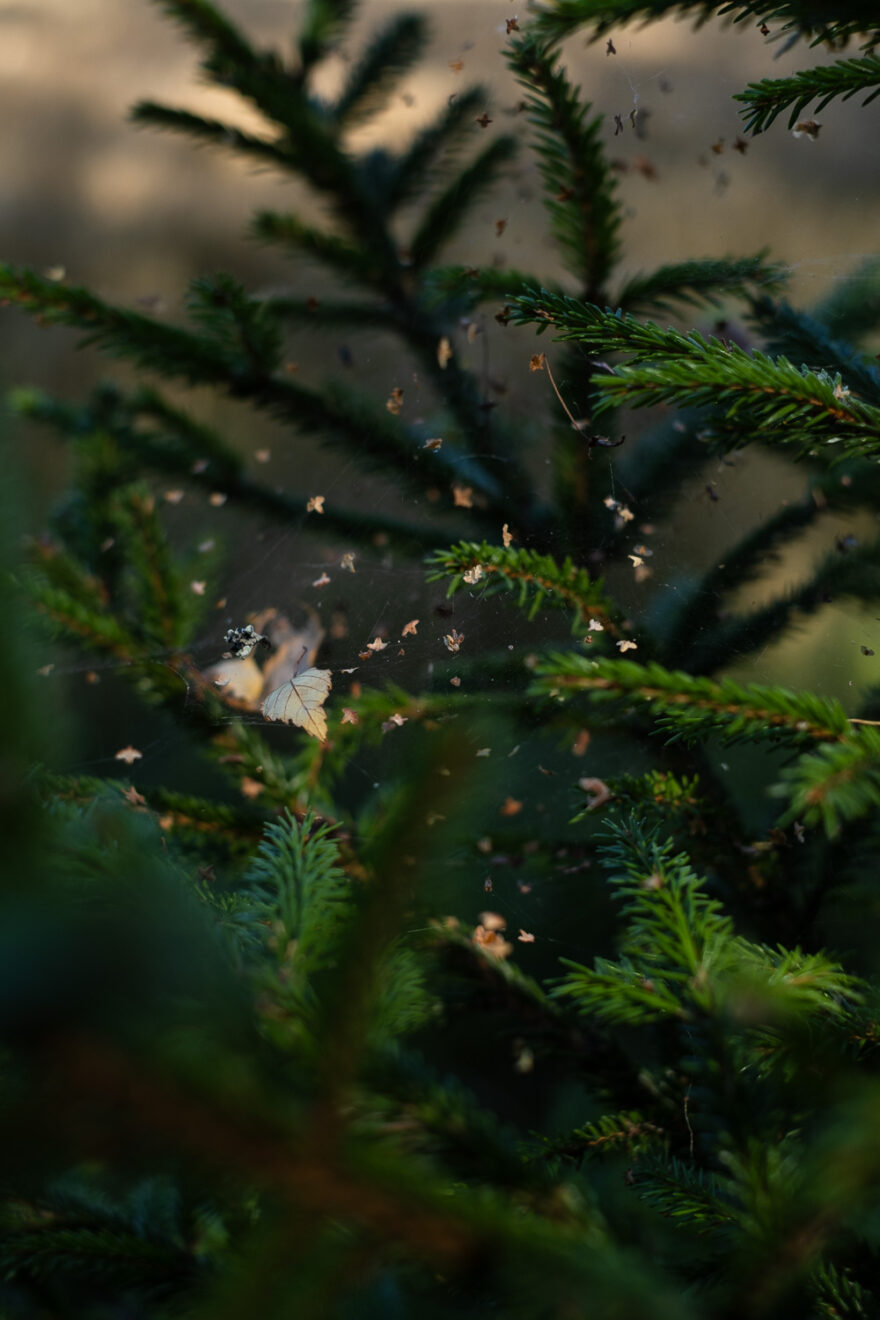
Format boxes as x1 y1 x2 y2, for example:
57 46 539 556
298 0 358 73
332 14 427 127
12 385 448 554
250 211 381 285
748 294 880 406
112 486 196 649
386 87 488 209
617 254 785 316
422 265 562 314
130 102 297 173
409 137 519 269
257 295 397 329
532 653 852 745
426 540 622 634
662 495 827 663
514 288 880 458
680 538 880 674
813 255 880 344
511 287 723 359
735 54 880 134
532 1 880 47
777 727 880 836
0 266 511 514
507 34 621 297
149 0 257 70
597 355 880 460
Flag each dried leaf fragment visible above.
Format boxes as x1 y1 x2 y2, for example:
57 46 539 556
306 495 325 514
500 796 522 816
578 777 612 810
164 489 184 504
312 572 331 588
386 387 404 414
473 920 512 959
444 628 465 653
340 552 356 573
209 492 227 507
617 639 638 652
115 745 142 765
261 668 333 741
502 523 513 548
518 929 535 943
437 336 453 369
423 437 443 451
463 564 484 584
572 728 591 756
190 580 207 596
529 353 546 372
453 484 474 508
341 707 359 725
401 619 419 637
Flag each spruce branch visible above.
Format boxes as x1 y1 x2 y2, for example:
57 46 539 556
556 816 857 1028
512 289 880 459
250 211 381 285
735 54 880 134
507 34 621 296
680 538 880 674
245 811 354 1011
635 1157 736 1233
426 541 621 633
112 486 195 650
617 254 785 316
385 87 488 209
533 654 852 745
510 288 721 359
550 1109 665 1161
777 727 880 836
748 294 880 407
409 137 519 268
257 295 397 329
149 0 257 70
554 819 733 1024
332 14 427 127
0 266 510 513
423 265 562 314
813 255 880 344
532 1 880 47
663 495 828 663
130 102 297 173
597 354 880 460
298 0 358 73
13 385 447 554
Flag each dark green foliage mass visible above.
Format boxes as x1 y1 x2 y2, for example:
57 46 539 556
5 0 880 1315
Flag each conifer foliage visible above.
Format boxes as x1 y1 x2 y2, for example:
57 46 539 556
6 0 880 1315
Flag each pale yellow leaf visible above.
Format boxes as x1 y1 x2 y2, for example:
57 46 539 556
261 667 333 741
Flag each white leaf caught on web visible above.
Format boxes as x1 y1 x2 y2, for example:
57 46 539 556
261 668 332 741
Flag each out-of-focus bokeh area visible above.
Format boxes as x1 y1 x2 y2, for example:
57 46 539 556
4 0 880 780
